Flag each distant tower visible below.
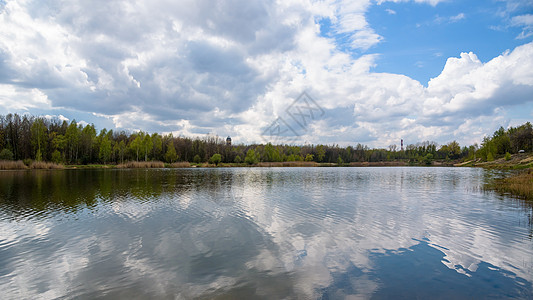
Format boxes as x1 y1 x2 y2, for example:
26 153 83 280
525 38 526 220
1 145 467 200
226 136 232 146
401 139 404 151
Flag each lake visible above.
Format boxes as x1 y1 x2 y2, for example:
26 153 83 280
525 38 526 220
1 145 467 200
0 167 532 299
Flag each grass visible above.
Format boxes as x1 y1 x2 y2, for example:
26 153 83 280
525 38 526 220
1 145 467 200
485 169 533 201
0 160 27 170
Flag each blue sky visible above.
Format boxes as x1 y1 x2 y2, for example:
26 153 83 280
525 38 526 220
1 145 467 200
0 0 532 147
323 0 533 84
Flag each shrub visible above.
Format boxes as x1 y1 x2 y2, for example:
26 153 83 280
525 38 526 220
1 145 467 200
209 153 222 166
0 148 14 160
505 152 512 161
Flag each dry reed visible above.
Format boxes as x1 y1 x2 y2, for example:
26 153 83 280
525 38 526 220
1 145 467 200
116 161 165 168
168 161 190 168
0 160 27 170
30 161 65 169
486 169 533 200
256 161 319 167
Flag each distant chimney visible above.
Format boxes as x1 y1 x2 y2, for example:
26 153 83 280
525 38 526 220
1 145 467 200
401 139 403 151
226 136 232 146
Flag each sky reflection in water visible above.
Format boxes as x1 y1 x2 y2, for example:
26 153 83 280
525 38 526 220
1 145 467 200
0 167 532 299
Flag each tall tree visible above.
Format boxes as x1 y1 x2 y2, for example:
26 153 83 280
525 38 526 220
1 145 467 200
31 118 47 161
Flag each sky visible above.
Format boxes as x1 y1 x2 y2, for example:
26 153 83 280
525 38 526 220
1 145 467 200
0 0 532 148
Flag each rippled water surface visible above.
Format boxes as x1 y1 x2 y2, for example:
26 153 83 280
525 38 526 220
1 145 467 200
0 167 532 299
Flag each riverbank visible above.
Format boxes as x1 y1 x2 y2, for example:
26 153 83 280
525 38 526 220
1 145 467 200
2 159 448 170
458 152 533 169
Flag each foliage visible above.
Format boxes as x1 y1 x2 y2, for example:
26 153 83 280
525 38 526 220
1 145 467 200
209 153 222 165
165 142 178 163
51 150 62 164
0 148 13 160
505 152 512 161
193 154 202 164
1 113 531 166
244 149 259 165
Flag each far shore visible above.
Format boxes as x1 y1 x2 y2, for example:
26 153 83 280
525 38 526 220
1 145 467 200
3 153 533 170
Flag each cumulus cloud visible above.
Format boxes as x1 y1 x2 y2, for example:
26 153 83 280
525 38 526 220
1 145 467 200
0 0 532 148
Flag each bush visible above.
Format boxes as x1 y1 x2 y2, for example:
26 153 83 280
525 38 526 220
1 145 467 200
234 155 242 163
487 152 495 162
0 148 13 160
209 153 222 166
505 152 512 161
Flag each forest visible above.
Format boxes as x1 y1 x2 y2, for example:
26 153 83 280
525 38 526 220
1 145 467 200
0 113 532 166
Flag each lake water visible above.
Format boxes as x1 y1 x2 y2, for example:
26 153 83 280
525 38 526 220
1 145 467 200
0 167 532 299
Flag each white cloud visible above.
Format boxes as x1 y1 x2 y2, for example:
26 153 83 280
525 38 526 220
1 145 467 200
377 0 447 6
0 0 532 148
511 14 533 39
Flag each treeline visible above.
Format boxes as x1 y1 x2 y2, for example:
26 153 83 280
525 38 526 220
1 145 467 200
0 113 531 165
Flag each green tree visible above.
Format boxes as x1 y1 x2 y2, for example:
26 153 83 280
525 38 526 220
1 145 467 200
116 140 126 163
209 153 222 166
152 133 163 161
130 136 142 161
337 155 344 165
0 148 13 160
141 132 153 161
234 155 242 163
80 124 96 163
316 145 326 162
51 150 62 164
193 154 202 164
31 118 47 161
305 154 314 161
65 120 80 163
99 135 112 164
165 141 178 163
244 149 258 165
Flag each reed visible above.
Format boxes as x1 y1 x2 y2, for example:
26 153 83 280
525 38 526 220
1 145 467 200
168 161 191 168
486 169 533 200
30 161 65 169
0 160 28 170
256 161 319 167
116 161 165 168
